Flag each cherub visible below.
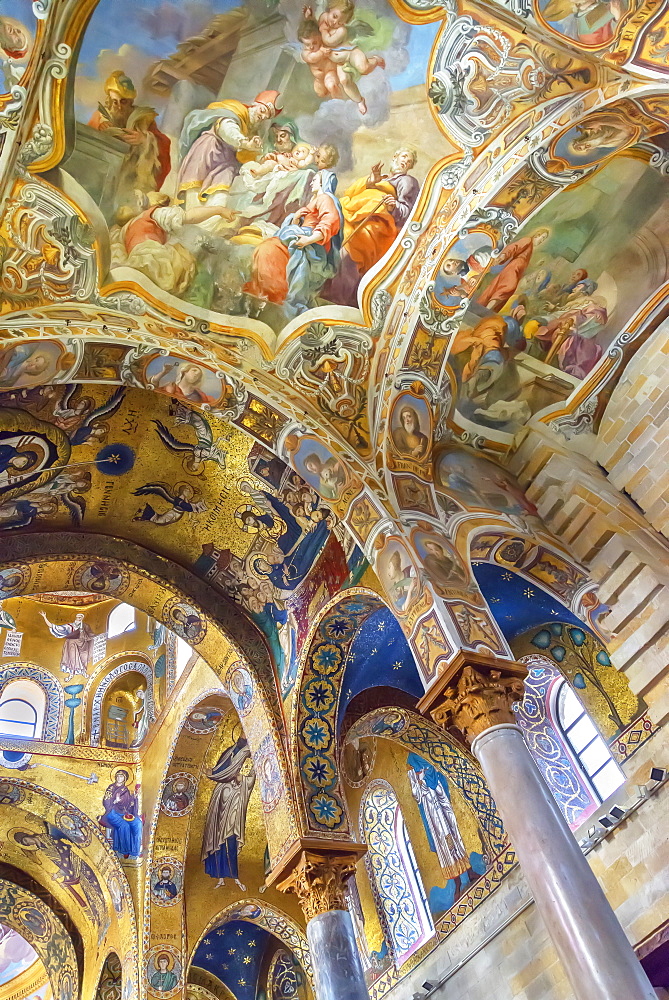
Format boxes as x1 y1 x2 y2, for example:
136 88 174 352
298 13 345 102
301 0 386 114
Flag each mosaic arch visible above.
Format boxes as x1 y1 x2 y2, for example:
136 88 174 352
291 588 392 838
88 659 157 747
0 876 78 1000
145 691 235 1000
0 536 301 865
0 781 137 999
0 663 64 742
189 899 313 989
344 706 516 947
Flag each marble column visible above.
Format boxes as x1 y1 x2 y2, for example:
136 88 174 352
421 653 656 1000
276 849 370 1000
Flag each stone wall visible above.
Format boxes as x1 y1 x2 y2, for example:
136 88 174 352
385 728 668 1000
508 425 669 728
596 319 669 540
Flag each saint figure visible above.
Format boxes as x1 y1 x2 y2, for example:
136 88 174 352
201 736 255 890
40 611 95 678
409 764 477 900
99 769 143 858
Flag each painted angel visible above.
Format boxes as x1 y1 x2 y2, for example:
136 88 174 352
53 385 126 445
132 482 207 526
152 403 230 473
298 0 391 113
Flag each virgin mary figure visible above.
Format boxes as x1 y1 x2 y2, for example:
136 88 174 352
202 735 255 890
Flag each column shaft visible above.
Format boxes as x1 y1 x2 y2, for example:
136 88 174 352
306 909 370 1000
473 724 655 1000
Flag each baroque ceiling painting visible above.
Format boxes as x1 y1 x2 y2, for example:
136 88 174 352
0 0 665 997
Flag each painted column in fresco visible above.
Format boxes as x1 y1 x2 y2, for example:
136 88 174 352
423 654 656 1000
275 849 370 1000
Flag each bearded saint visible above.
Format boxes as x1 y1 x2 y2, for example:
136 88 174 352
88 70 171 214
39 610 95 678
201 736 255 890
177 90 282 210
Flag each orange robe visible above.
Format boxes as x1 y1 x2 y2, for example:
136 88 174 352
477 236 534 310
338 178 398 275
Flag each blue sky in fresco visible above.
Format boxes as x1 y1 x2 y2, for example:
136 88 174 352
76 0 438 90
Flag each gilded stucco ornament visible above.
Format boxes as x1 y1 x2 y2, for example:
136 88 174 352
275 849 361 922
427 658 527 743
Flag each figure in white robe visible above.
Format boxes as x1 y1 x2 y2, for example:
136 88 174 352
409 767 476 899
40 611 95 678
202 735 255 890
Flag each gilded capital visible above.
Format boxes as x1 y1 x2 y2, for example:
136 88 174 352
419 654 527 746
275 849 359 923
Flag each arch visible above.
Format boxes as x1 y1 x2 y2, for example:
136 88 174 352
95 951 122 1000
513 654 600 828
467 525 599 620
0 873 79 1000
345 705 518 945
360 779 434 966
88 659 156 747
0 664 63 742
0 778 138 999
291 589 393 838
0 534 301 858
189 899 313 989
145 690 299 1000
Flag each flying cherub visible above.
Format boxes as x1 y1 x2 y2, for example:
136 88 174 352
299 0 389 114
152 403 230 474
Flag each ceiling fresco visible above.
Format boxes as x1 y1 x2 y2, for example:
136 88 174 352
0 0 664 996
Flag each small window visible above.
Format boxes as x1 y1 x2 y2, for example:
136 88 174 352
556 682 624 802
0 680 46 740
175 637 192 679
108 604 136 639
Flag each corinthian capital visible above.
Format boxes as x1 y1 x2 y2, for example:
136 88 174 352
273 847 364 923
418 652 527 746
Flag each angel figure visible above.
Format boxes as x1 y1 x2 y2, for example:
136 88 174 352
299 0 390 113
132 481 207 526
53 385 126 446
152 403 230 473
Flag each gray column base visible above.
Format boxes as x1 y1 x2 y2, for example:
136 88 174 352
306 908 370 1000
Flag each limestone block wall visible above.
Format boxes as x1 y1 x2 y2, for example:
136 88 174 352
595 319 669 540
385 729 668 1000
508 426 669 727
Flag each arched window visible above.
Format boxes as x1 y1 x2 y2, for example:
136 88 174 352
0 680 46 740
362 782 433 966
175 636 192 679
108 603 136 639
555 681 624 802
